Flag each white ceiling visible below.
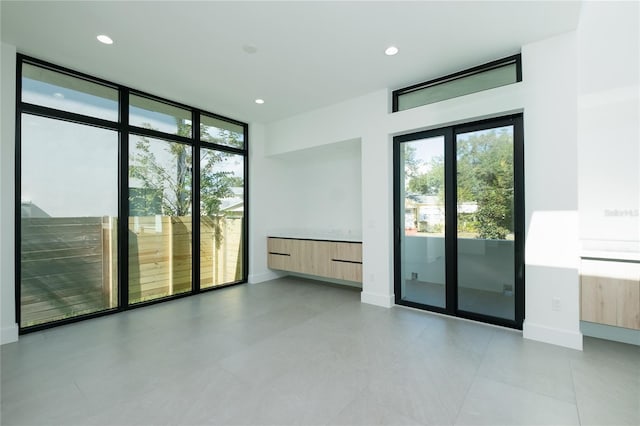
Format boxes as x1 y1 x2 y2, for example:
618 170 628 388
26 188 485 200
1 1 582 124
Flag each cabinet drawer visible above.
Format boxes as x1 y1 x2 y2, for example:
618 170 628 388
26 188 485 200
618 280 640 329
331 260 362 282
580 260 640 330
268 252 292 271
331 242 362 263
268 238 292 255
581 275 618 326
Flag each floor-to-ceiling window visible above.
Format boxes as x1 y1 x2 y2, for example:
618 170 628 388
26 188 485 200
199 115 246 289
20 114 120 327
17 55 248 331
394 115 524 329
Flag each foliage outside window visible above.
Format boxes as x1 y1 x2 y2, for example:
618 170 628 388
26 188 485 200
403 127 514 240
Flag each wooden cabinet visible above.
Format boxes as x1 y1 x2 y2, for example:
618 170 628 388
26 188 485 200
580 259 640 330
267 237 362 283
330 241 363 282
267 238 293 271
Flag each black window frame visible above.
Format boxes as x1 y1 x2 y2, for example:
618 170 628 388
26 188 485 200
392 54 522 113
15 54 249 333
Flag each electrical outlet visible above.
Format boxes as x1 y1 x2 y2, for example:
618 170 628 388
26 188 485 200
552 297 561 312
411 272 418 280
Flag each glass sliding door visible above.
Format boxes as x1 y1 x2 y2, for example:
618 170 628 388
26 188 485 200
394 115 524 329
456 125 516 321
199 112 246 289
398 136 447 308
128 135 193 303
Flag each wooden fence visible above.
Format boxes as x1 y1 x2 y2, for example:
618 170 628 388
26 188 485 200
20 217 115 327
128 216 193 303
200 216 243 289
21 215 243 326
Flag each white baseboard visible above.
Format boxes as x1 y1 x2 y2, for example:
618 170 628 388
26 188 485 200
1 324 18 345
361 291 394 308
523 320 583 350
248 270 284 284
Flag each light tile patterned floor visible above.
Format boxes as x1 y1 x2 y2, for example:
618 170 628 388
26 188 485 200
1 277 639 425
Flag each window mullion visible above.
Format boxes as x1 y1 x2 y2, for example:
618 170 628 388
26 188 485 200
119 87 130 310
192 113 201 294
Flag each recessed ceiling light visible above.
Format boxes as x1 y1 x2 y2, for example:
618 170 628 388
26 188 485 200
385 46 399 56
97 34 114 45
255 99 265 104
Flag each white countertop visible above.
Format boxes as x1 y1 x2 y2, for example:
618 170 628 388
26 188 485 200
268 229 362 243
580 250 640 262
580 240 640 262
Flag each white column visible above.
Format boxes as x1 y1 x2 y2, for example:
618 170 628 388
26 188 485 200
360 131 394 307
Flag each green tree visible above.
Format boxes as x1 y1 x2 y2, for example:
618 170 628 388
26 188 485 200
129 140 192 216
405 129 513 239
129 120 242 245
200 126 243 219
457 129 513 239
403 144 421 179
407 157 444 197
404 144 445 202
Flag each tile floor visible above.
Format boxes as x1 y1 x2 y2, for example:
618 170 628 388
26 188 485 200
1 277 638 425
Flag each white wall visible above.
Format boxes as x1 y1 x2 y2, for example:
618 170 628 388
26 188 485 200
265 139 362 238
248 122 284 284
360 125 396 307
248 129 363 285
1 42 18 344
265 90 384 156
521 32 581 349
577 1 639 254
259 32 588 348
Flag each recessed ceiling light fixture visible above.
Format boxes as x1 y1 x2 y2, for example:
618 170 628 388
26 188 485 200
97 34 114 45
385 46 399 56
255 99 265 104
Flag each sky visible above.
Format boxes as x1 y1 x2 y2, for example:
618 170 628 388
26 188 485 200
21 76 244 217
